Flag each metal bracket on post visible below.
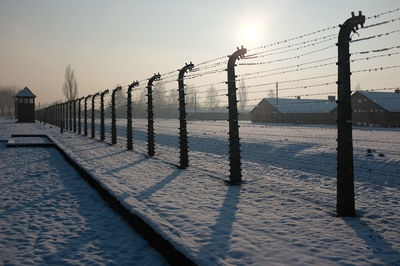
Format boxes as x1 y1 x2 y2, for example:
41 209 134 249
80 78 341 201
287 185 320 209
78 97 84 134
336 11 365 217
178 63 194 169
127 81 140 150
73 99 77 133
226 46 247 184
111 86 122 144
91 92 100 139
84 95 91 136
147 73 161 157
100 89 110 141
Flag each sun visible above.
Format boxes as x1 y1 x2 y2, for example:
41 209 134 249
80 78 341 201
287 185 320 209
242 25 259 44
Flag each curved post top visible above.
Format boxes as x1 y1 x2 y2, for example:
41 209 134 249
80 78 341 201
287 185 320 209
112 86 122 97
178 62 194 80
101 89 110 96
92 92 100 100
338 11 365 41
79 97 85 101
147 73 161 88
128 81 140 92
85 94 92 101
227 46 247 67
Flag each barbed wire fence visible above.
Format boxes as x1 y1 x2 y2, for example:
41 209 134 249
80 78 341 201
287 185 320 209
36 8 400 217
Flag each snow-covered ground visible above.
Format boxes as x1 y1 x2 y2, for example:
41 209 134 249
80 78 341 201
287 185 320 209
0 120 168 265
1 117 399 265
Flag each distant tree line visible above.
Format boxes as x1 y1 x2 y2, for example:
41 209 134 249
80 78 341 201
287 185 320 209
0 85 19 117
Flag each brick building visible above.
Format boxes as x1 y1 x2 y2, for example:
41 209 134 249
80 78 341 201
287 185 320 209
250 97 337 124
250 90 400 127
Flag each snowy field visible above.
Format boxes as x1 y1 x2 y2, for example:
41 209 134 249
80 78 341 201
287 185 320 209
0 122 167 265
1 117 399 265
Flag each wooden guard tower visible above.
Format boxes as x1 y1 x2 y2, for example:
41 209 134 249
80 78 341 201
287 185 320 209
14 87 36 123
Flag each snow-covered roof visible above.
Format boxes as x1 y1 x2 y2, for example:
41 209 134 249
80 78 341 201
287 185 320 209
187 109 228 114
357 91 400 112
263 98 336 113
15 87 36 98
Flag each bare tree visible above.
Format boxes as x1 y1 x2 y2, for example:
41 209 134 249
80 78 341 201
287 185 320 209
185 84 196 110
268 89 275 98
133 89 147 118
238 79 248 111
206 86 219 110
0 85 19 117
153 82 167 116
113 89 127 117
62 64 78 101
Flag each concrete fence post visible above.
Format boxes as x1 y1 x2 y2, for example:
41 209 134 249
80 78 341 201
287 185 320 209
178 63 194 169
336 11 365 217
226 46 247 184
147 73 161 157
127 81 139 150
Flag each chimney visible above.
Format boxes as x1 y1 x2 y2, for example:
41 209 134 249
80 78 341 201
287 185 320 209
395 89 400 94
328 96 336 101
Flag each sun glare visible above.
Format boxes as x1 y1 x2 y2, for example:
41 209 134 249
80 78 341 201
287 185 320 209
243 25 259 44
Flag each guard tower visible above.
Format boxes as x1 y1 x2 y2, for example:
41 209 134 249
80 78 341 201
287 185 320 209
15 87 36 123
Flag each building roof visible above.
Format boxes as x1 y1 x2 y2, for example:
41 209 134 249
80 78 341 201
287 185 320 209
356 91 400 112
15 87 36 98
263 98 336 113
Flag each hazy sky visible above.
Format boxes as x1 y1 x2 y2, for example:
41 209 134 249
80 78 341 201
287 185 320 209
0 0 399 105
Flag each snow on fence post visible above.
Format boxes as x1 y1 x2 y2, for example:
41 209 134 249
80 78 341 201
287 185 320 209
84 95 91 136
127 81 139 150
178 63 194 169
73 99 77 133
111 86 122 145
91 92 99 139
226 46 246 184
147 73 161 157
336 11 365 217
100 89 109 141
78 97 84 135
